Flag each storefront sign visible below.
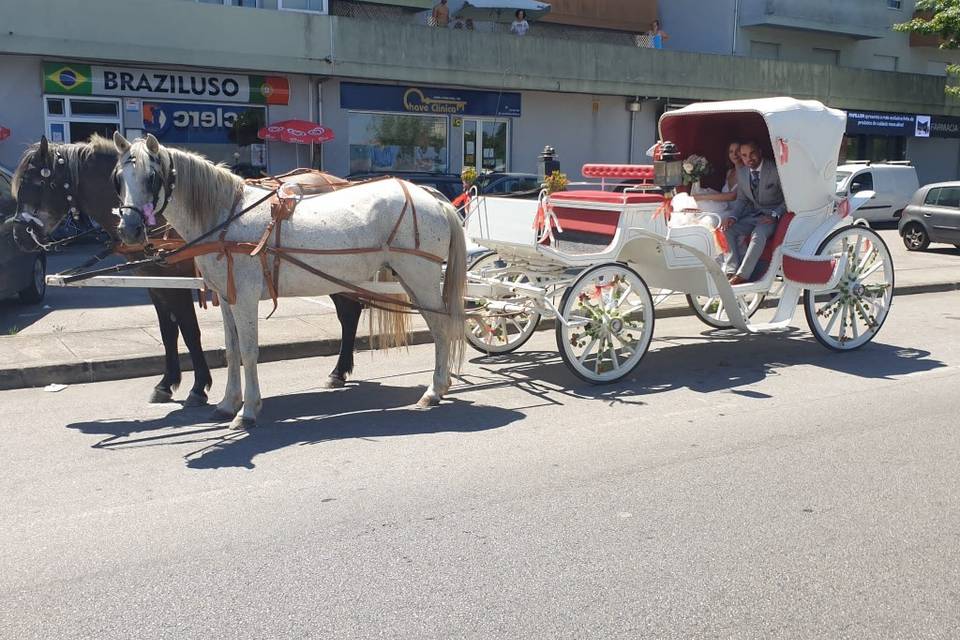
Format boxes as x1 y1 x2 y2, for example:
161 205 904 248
845 111 916 136
846 109 960 139
142 101 266 145
340 82 521 117
43 62 289 105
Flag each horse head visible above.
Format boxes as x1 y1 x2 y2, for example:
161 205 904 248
113 132 177 246
10 136 79 251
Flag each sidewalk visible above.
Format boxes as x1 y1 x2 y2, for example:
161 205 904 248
1 229 958 391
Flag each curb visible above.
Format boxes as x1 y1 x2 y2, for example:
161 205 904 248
1 281 957 391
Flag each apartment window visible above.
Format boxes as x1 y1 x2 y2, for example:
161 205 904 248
278 0 327 12
812 48 840 66
873 54 898 71
887 0 901 9
750 41 780 60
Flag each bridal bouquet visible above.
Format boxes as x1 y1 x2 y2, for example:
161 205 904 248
681 154 712 185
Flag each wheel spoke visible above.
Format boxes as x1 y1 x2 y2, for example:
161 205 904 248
823 300 842 334
609 343 620 370
858 260 884 281
712 298 726 321
612 333 635 358
578 337 599 365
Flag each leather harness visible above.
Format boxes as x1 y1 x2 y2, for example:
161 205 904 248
152 169 446 316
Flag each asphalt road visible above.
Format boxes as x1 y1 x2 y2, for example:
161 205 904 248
2 291 960 638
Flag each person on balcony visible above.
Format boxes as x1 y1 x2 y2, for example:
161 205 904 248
720 140 786 285
431 0 449 27
646 20 669 49
511 10 530 36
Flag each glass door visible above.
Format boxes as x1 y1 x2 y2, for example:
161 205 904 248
462 118 509 174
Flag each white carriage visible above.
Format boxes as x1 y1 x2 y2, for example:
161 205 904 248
462 97 895 383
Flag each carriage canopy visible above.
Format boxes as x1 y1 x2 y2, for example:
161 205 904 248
658 97 847 214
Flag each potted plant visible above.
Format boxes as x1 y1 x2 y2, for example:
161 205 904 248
544 170 569 194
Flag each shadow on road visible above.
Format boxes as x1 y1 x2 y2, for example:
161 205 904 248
66 380 525 470
464 330 945 402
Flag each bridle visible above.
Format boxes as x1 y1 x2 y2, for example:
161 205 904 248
12 148 91 252
114 149 177 227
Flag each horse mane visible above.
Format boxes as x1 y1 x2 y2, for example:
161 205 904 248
129 140 244 230
11 134 118 200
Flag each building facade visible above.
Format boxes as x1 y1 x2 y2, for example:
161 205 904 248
659 0 960 183
1 0 958 185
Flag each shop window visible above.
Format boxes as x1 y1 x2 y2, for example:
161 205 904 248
69 100 120 117
44 96 122 144
348 112 448 174
278 0 327 13
46 98 65 116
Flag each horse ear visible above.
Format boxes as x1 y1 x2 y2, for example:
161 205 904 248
113 131 131 154
38 135 49 161
145 133 160 154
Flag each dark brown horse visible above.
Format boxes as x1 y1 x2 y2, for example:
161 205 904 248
10 135 364 404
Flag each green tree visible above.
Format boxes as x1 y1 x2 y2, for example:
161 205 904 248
893 0 960 95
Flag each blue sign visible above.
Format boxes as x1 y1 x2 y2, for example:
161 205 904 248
142 101 265 144
340 82 521 118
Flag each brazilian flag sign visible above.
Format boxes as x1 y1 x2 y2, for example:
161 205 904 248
44 63 93 95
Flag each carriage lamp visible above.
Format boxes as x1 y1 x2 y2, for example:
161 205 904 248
653 141 683 188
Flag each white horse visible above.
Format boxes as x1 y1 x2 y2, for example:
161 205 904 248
112 133 466 429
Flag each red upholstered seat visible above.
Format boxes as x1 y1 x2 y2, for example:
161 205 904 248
581 164 655 181
548 190 664 206
759 211 794 262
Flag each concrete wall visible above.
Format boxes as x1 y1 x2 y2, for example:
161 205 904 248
2 0 958 116
907 137 960 186
659 0 960 76
0 57 44 170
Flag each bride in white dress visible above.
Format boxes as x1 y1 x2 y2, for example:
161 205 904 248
690 141 742 214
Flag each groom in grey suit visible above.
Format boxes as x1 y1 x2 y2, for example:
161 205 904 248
721 140 787 285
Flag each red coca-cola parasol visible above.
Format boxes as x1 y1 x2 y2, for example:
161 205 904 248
0 126 11 141
257 120 334 145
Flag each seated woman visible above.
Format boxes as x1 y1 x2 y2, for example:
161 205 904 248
691 141 741 213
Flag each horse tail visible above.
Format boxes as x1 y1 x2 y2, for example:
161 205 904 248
441 201 467 373
367 269 412 351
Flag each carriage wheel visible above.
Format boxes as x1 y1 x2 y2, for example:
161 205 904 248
686 290 765 329
465 252 542 355
803 226 894 351
556 263 655 384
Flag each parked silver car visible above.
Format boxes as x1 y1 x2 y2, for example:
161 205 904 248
0 165 47 303
898 182 960 252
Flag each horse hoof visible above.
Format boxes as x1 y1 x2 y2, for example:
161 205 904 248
416 394 440 409
230 416 256 430
184 391 208 407
211 407 235 422
321 376 346 389
149 388 174 404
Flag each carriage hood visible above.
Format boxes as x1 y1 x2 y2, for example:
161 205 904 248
658 97 846 214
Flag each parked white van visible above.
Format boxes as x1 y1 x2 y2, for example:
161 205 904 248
835 161 920 223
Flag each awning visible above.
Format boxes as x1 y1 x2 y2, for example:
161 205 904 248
258 120 334 145
456 0 551 23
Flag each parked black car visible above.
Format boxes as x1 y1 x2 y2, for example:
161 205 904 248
898 181 960 251
347 171 463 201
475 172 541 198
0 165 46 303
